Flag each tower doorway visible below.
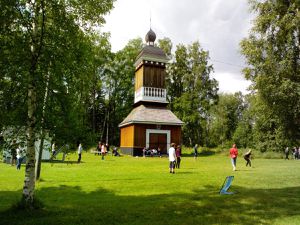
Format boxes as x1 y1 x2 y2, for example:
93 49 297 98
146 129 170 154
149 133 167 153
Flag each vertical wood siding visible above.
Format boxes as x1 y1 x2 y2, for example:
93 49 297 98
120 125 134 147
135 67 144 91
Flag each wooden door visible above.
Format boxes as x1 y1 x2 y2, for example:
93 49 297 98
149 133 167 154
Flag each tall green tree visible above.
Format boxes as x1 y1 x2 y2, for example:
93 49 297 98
232 94 254 148
240 0 300 150
0 0 114 208
102 38 143 145
167 41 218 146
247 94 287 152
157 37 173 59
208 93 244 148
86 32 112 141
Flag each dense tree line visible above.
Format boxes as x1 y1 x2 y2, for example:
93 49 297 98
0 0 299 209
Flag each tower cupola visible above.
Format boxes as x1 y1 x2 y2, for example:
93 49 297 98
145 28 156 46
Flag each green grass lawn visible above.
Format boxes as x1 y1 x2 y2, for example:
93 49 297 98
0 152 300 225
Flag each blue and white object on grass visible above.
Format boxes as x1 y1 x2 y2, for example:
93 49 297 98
220 176 236 195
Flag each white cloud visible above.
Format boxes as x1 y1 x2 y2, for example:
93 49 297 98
102 0 254 94
212 72 251 94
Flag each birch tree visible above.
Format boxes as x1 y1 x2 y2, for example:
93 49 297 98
240 0 300 149
0 0 114 208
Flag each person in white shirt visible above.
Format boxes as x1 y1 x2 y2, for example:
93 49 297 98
16 145 23 170
168 143 176 174
51 142 56 159
77 143 83 163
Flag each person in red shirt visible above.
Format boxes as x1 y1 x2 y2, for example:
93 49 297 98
229 144 238 171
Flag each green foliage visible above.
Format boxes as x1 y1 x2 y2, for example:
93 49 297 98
101 38 143 145
0 0 115 208
0 0 115 145
240 0 300 150
157 37 173 58
208 93 245 147
167 41 218 146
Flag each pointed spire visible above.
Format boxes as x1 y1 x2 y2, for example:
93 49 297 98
150 10 152 29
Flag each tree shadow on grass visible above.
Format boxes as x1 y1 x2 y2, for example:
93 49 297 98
44 160 80 165
0 184 300 225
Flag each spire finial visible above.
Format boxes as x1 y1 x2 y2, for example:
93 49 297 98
146 10 156 45
150 10 152 29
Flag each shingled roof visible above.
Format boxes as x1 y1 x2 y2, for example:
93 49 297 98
134 45 169 67
119 105 184 127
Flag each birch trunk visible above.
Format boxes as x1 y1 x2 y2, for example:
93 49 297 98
35 69 50 181
22 0 41 206
23 79 37 205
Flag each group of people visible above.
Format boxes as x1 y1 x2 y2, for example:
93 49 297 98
284 146 300 160
7 139 252 173
95 142 120 158
229 144 252 171
142 147 161 157
51 141 118 164
95 142 109 160
169 143 253 173
51 141 83 163
168 143 182 174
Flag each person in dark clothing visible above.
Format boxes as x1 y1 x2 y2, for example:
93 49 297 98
112 147 120 156
243 150 252 167
193 144 198 159
96 141 101 155
157 147 161 157
106 143 110 154
77 143 83 163
284 147 289 160
11 140 17 166
175 145 181 168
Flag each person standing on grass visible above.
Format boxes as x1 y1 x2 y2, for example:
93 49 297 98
51 142 56 159
77 143 83 163
10 140 17 166
101 142 106 160
193 144 198 159
175 145 181 169
284 147 289 160
229 144 238 171
169 143 176 174
16 145 24 170
243 149 252 167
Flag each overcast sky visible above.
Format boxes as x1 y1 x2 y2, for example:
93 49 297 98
102 0 254 94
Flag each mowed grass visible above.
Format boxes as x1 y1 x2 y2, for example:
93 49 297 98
0 152 300 225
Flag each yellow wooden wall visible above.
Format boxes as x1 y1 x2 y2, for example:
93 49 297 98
120 125 134 147
135 67 144 91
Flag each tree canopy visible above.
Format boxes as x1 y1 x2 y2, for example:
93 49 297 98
240 0 300 150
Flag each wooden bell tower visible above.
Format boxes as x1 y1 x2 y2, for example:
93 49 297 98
119 28 183 156
134 28 168 106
